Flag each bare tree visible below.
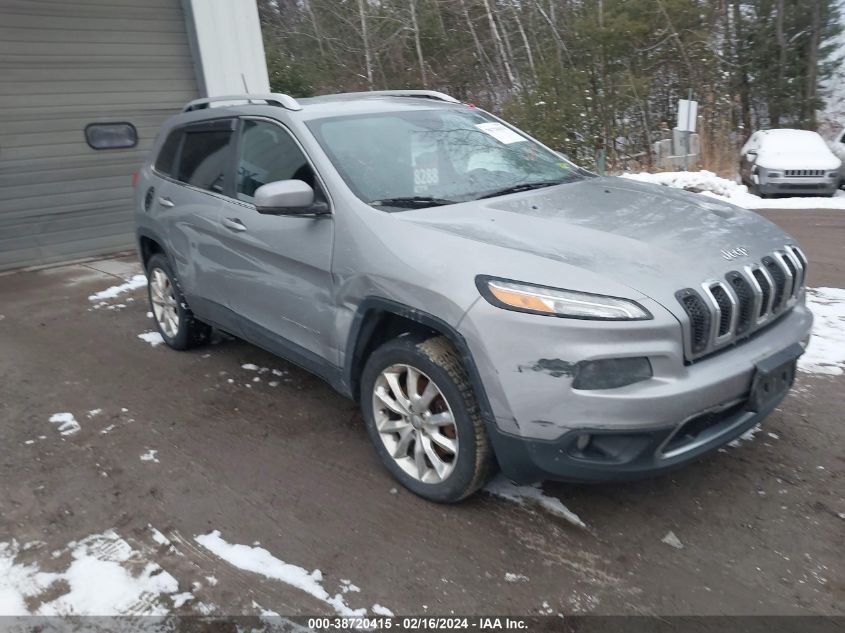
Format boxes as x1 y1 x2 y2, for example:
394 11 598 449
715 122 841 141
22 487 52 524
408 0 427 87
357 0 374 89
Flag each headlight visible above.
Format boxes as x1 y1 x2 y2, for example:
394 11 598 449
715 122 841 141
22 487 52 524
476 277 652 320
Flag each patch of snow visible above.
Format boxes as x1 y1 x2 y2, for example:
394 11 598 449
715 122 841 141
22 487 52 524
194 531 371 617
24 440 35 446
504 573 529 583
100 424 116 435
340 579 360 593
620 170 845 210
149 527 171 547
241 363 260 371
484 476 586 528
49 413 80 436
137 332 164 347
799 287 845 375
1 530 180 616
88 274 147 302
87 409 102 418
252 600 280 618
661 531 684 549
171 592 194 608
204 575 218 586
372 604 394 616
140 450 159 463
729 424 761 448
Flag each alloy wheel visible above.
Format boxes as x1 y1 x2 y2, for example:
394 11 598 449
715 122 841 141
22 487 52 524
149 268 180 338
371 364 459 483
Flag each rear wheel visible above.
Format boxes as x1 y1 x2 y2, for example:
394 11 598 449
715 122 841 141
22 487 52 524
360 335 495 502
146 253 210 350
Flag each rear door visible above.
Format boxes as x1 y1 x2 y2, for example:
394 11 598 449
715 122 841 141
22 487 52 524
216 117 336 367
154 118 237 324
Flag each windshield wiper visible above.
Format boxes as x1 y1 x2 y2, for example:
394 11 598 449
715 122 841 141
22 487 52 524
370 196 458 209
476 180 564 200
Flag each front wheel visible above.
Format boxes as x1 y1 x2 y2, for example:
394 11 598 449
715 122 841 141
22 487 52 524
360 335 495 502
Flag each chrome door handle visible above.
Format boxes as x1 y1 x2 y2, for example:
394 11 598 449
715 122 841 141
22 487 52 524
158 196 174 208
222 217 247 232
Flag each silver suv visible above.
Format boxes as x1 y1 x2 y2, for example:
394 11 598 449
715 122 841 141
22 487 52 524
135 90 813 502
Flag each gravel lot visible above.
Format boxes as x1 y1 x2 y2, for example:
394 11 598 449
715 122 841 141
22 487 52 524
0 209 842 617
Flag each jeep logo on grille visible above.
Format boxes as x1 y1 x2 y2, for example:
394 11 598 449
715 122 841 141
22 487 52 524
721 246 749 261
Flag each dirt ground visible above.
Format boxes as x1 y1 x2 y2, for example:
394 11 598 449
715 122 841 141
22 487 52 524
0 209 842 618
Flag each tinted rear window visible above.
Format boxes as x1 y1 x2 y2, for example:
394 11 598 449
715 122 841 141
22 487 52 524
178 128 233 193
154 129 182 177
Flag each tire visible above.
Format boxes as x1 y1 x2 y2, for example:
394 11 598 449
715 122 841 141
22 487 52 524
750 182 766 198
360 335 495 502
146 253 211 350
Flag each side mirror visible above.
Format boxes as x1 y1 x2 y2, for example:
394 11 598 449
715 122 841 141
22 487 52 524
254 180 329 216
746 149 757 161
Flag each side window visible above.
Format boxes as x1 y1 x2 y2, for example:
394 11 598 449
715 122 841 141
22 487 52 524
154 129 182 177
236 120 316 203
177 123 234 193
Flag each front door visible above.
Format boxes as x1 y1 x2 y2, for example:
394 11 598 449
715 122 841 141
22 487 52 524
216 117 336 367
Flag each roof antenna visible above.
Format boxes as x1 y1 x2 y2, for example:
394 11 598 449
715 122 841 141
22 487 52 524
242 73 252 103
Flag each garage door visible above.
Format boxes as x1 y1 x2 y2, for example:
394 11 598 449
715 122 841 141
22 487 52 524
0 0 199 271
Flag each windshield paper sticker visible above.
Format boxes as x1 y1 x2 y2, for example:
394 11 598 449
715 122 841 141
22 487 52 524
475 122 524 145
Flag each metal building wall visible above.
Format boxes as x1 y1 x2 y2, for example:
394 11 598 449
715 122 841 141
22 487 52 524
0 0 199 270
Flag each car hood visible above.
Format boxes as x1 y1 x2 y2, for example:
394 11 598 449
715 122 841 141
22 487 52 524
398 176 795 309
757 150 840 171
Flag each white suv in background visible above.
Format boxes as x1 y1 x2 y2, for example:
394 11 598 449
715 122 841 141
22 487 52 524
740 129 840 197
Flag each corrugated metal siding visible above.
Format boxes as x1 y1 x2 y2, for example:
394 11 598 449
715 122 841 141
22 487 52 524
0 0 198 270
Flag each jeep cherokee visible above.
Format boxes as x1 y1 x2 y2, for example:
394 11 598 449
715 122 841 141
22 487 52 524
134 90 813 502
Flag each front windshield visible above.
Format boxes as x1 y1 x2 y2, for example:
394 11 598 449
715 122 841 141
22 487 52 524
307 107 587 209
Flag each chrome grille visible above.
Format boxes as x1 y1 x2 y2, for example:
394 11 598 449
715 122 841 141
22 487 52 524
676 244 807 361
784 169 825 177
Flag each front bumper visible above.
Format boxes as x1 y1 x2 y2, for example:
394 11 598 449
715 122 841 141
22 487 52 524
758 176 838 196
485 347 798 483
460 296 813 484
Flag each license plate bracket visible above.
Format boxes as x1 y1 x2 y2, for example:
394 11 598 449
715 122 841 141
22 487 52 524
749 343 803 413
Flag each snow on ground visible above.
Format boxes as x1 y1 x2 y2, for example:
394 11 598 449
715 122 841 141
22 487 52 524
87 274 147 302
195 530 389 617
137 331 164 347
140 450 159 463
0 531 180 615
484 476 586 528
620 170 845 210
728 424 762 448
504 573 530 583
372 604 394 616
49 412 80 437
800 287 845 376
